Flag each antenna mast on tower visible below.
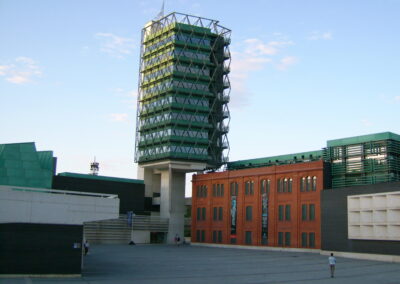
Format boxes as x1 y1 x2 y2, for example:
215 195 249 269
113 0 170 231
155 0 165 20
90 157 99 176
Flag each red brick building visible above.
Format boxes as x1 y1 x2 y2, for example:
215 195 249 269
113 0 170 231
192 151 328 249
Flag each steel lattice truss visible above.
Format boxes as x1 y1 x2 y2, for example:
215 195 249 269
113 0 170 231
134 12 231 168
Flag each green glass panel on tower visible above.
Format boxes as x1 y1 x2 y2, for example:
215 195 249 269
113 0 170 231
134 13 231 167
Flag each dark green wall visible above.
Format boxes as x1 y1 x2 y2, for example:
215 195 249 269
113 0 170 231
53 175 146 214
0 223 83 275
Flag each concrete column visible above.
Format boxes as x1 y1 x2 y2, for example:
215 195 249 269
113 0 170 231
138 167 160 198
160 168 186 244
138 161 205 244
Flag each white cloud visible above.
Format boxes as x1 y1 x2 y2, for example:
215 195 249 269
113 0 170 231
0 57 42 84
7 75 31 84
308 31 333 41
243 38 293 56
379 93 400 104
361 119 373 127
95 33 136 58
15 56 36 65
277 56 298 70
111 87 125 93
0 65 11 76
111 88 138 110
126 90 138 109
229 37 296 107
110 113 129 122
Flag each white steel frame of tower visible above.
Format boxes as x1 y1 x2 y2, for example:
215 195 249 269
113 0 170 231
134 12 231 169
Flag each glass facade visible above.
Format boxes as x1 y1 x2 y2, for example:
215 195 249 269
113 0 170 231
325 132 400 188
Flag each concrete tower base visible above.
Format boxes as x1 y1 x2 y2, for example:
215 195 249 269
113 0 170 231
138 160 206 244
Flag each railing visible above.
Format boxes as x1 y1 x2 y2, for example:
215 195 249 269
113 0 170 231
223 66 230 74
1 185 118 199
224 51 230 59
219 125 229 133
224 37 231 45
217 93 230 103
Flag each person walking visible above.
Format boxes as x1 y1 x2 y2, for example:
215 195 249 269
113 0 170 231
328 253 336 278
174 233 180 246
84 240 90 256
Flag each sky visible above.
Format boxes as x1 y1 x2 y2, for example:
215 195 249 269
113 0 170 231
1 0 400 196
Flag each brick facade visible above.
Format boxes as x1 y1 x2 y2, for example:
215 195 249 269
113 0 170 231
192 160 325 249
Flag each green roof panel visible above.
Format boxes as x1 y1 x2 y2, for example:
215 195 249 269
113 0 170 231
327 132 400 147
228 150 323 170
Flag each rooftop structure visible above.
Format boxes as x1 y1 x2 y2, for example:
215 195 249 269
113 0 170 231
90 158 99 176
324 132 400 188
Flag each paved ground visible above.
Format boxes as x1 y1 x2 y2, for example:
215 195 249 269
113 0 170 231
2 244 400 284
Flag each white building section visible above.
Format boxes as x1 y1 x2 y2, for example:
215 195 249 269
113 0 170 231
0 185 119 225
348 191 400 241
138 160 205 244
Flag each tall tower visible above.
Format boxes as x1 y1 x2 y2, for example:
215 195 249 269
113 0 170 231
134 12 231 243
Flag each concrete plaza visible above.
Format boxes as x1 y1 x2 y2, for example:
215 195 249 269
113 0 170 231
1 244 400 284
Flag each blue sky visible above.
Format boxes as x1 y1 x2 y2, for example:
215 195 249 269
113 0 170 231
1 0 400 194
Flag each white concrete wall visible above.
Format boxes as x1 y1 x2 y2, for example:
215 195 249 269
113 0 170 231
137 167 160 197
160 169 186 244
348 191 400 241
132 230 150 244
0 185 119 225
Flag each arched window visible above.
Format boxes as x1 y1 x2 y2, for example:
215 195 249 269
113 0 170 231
245 181 254 195
283 178 288 192
260 179 266 194
260 179 271 194
288 178 293 192
300 177 306 192
312 176 317 191
306 176 311 192
277 179 282 193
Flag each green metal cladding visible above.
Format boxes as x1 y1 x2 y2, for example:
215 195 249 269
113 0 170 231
324 132 400 188
134 13 231 167
0 142 55 189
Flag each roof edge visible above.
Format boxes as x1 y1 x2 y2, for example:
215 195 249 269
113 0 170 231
57 172 144 184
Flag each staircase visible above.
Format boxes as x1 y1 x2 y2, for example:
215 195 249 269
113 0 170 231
84 215 131 244
84 215 170 244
